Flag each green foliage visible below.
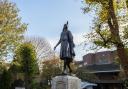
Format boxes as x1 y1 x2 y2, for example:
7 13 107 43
0 0 27 59
84 0 128 49
16 43 38 76
0 69 12 89
15 43 39 89
76 68 97 81
9 58 22 74
30 81 42 89
9 58 23 82
122 26 128 47
0 60 9 72
123 79 128 89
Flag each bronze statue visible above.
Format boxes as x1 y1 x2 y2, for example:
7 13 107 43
54 21 75 74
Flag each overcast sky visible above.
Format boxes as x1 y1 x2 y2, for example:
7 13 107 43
10 0 93 61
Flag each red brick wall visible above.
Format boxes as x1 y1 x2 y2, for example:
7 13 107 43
83 53 95 65
83 51 117 65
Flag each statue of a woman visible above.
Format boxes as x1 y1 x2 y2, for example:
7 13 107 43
54 21 75 74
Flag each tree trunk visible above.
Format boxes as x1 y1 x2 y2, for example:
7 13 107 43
25 59 30 89
108 0 128 76
117 45 128 76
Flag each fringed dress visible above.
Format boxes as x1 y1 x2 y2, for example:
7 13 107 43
59 30 75 61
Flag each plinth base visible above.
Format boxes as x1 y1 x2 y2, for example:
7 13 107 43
51 75 81 89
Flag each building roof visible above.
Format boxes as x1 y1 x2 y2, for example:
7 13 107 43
81 63 120 73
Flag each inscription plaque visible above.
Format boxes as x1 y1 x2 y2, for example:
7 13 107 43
56 81 66 89
51 75 81 89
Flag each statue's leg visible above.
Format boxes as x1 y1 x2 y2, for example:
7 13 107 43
63 59 66 73
67 60 72 73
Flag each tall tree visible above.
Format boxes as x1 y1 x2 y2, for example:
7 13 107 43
16 43 39 89
84 0 128 76
0 0 27 59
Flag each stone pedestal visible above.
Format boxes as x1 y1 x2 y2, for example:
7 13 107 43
51 75 81 89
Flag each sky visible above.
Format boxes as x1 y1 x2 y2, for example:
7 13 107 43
10 0 93 61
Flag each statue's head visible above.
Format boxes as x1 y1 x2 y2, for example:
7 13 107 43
63 21 68 32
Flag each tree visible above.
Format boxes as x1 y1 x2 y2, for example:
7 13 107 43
9 58 22 81
15 43 39 89
84 0 128 76
0 0 27 59
0 69 12 89
0 59 9 72
24 36 54 60
41 58 62 87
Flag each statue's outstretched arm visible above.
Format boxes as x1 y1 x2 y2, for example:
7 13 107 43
54 39 61 50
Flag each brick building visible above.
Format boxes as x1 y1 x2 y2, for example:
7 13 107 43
79 51 124 89
83 51 116 65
